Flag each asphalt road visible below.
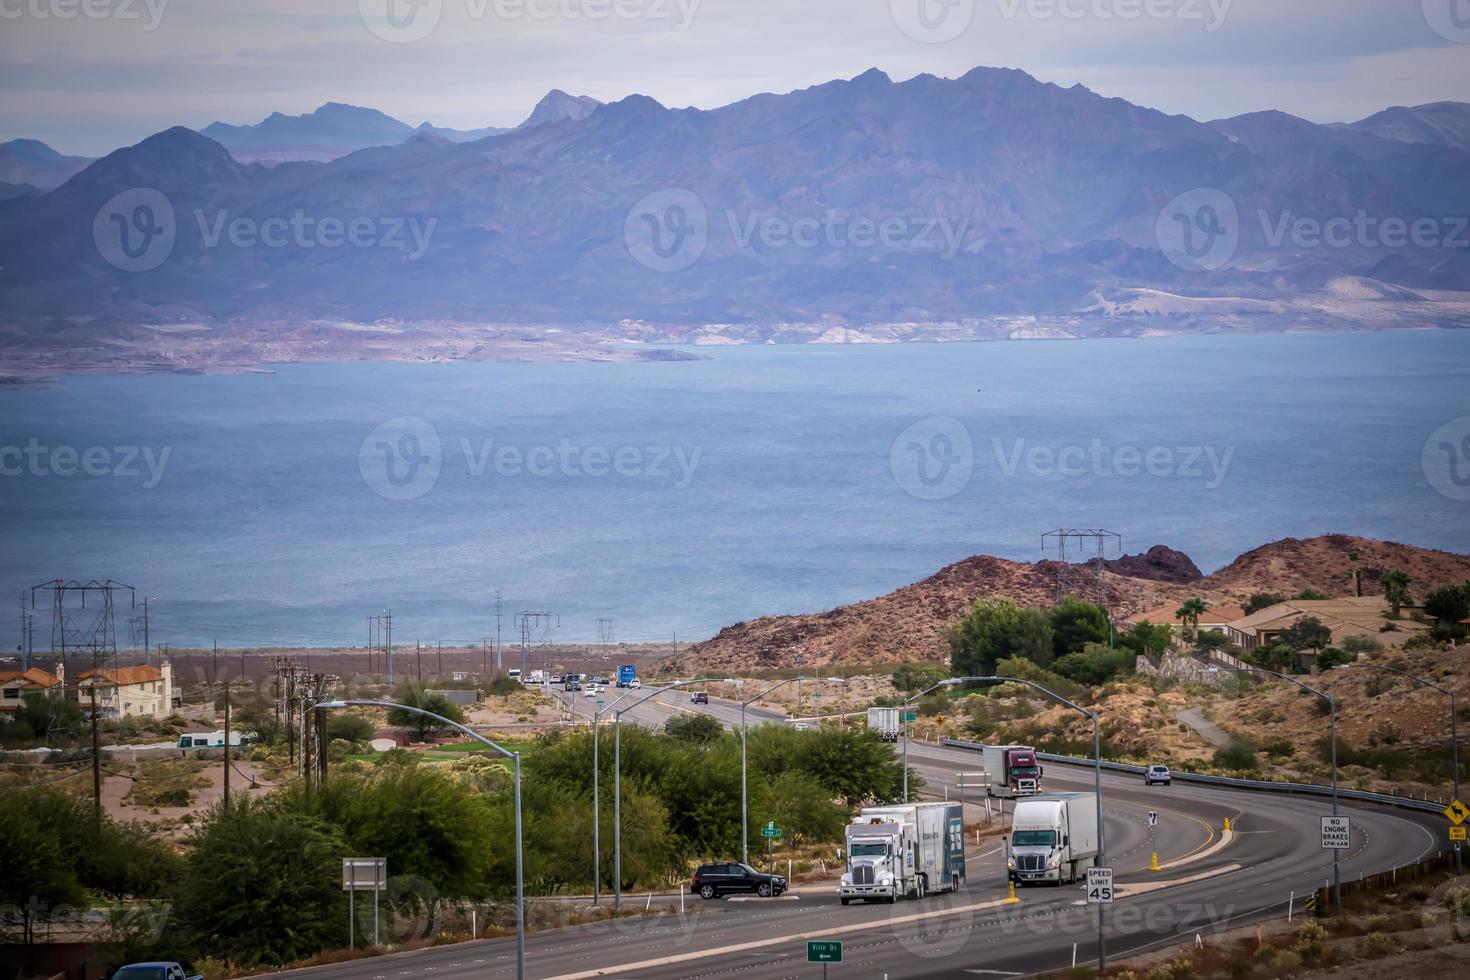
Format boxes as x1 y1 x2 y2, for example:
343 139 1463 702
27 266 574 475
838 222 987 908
277 698 1446 980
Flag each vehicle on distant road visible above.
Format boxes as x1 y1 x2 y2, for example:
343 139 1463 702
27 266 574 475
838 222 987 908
1144 764 1172 786
979 744 1043 798
177 731 255 749
690 691 709 704
691 862 786 899
564 678 581 692
791 721 810 731
839 802 965 904
583 684 599 697
867 706 900 741
629 679 642 689
110 964 201 980
617 664 638 687
1007 792 1100 886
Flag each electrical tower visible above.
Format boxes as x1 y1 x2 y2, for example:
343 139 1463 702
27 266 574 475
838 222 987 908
597 618 615 646
31 579 135 670
515 610 558 676
1041 529 1123 603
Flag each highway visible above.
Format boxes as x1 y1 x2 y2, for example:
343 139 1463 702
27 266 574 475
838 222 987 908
278 689 1446 979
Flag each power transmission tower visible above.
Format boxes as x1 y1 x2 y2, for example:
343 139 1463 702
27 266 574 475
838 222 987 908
494 590 502 675
1041 529 1123 603
31 579 135 673
515 611 558 676
597 618 615 646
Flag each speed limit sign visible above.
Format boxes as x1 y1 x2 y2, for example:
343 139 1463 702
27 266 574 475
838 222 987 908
1086 867 1114 904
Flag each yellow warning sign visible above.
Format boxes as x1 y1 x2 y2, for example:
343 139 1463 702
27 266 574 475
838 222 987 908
1451 826 1468 843
1446 800 1470 827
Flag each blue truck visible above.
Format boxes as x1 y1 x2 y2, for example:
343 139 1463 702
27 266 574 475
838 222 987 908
617 664 637 687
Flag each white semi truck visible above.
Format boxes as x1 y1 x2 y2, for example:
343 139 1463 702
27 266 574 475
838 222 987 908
867 706 900 742
1007 792 1100 886
839 802 965 904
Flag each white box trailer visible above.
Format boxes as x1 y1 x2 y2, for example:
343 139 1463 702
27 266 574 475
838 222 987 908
867 706 900 741
980 744 1043 798
177 731 254 749
839 802 965 903
1007 792 1100 886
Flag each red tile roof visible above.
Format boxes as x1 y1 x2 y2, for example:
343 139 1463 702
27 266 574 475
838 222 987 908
76 664 163 686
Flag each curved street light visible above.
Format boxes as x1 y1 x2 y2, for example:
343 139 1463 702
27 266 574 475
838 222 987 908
612 678 722 911
1334 662 1461 873
587 685 643 905
739 676 825 864
317 699 525 980
1206 665 1341 907
907 675 1108 975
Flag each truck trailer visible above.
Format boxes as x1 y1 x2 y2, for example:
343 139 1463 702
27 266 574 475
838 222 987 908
839 802 965 904
867 706 900 741
980 743 1043 798
1007 792 1100 885
617 664 638 687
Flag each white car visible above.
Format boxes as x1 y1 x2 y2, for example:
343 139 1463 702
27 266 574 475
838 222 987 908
629 680 642 689
1144 765 1172 786
584 684 599 697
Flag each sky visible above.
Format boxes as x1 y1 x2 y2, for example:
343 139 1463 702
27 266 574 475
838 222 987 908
1 0 1468 156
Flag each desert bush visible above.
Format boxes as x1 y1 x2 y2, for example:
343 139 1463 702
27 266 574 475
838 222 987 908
1294 920 1328 960
1145 959 1198 980
1363 931 1394 956
1447 886 1470 917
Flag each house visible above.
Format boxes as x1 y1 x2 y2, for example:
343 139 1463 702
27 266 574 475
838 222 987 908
1125 603 1247 636
73 661 174 719
0 666 62 712
1224 597 1430 654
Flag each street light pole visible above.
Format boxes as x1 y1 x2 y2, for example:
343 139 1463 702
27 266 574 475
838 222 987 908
316 699 525 980
909 676 1107 975
588 685 639 906
612 678 721 911
1208 665 1340 907
1335 663 1461 874
739 676 824 864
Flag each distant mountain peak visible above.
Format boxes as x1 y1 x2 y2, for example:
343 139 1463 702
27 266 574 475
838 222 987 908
520 90 603 129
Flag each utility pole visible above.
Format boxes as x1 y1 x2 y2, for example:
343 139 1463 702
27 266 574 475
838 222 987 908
142 597 149 666
223 683 231 805
385 610 393 685
416 641 422 683
495 590 503 676
89 684 101 820
437 641 442 679
368 617 377 674
212 639 218 677
482 638 489 680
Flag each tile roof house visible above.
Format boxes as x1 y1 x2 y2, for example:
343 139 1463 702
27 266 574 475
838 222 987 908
0 666 62 712
74 661 174 719
1223 597 1429 653
1125 603 1248 634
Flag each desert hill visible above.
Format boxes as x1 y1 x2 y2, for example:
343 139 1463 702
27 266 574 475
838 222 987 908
663 535 1468 673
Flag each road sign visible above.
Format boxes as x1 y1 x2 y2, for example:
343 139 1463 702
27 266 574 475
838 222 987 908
1320 816 1351 850
902 710 918 722
761 824 783 839
1086 867 1114 904
807 940 843 963
342 857 387 891
1148 810 1158 827
1445 799 1470 826
1451 826 1468 843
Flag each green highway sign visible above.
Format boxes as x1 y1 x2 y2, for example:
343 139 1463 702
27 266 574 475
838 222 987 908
761 827 782 838
902 710 918 722
807 940 843 963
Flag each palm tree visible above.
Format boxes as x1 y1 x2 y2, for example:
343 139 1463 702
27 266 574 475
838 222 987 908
1175 597 1209 639
1381 570 1412 618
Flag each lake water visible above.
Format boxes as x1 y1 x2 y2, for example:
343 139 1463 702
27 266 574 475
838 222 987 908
3 330 1468 650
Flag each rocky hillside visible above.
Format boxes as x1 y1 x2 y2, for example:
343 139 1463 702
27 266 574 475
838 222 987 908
1200 534 1470 600
664 535 1467 673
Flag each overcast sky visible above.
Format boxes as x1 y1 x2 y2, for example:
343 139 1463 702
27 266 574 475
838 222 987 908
2 0 1467 156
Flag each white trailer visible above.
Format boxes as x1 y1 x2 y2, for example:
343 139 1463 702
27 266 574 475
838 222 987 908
839 802 965 903
979 744 1043 798
1007 792 1100 886
177 731 254 749
867 706 900 741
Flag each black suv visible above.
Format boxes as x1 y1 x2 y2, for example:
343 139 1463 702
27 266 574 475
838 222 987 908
691 863 786 899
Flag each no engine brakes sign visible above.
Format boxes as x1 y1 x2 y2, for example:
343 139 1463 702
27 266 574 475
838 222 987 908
1320 816 1351 850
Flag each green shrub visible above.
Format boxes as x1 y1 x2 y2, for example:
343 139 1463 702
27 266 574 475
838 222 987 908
1145 960 1198 980
1363 931 1393 956
1294 920 1328 961
1213 738 1259 772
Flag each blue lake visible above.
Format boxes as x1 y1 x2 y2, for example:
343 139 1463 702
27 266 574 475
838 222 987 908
2 330 1468 649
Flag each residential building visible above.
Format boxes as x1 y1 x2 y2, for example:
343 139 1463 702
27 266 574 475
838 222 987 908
1125 603 1247 636
0 666 62 712
73 661 175 719
1223 597 1429 654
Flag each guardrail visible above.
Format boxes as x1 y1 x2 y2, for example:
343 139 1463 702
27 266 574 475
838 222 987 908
939 738 1446 814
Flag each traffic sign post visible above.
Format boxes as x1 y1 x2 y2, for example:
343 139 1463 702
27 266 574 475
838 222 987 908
808 939 842 978
342 857 387 948
1321 816 1351 850
1086 867 1114 904
1450 826 1468 843
1445 799 1469 826
762 821 782 868
1148 810 1159 872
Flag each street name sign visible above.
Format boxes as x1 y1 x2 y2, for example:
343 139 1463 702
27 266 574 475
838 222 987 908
808 940 843 963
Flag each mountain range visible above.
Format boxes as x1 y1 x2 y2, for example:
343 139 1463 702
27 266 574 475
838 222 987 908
2 68 1468 351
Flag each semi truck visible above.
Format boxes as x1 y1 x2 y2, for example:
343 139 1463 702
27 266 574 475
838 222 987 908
867 706 900 741
980 743 1043 798
617 664 638 687
838 802 965 904
177 731 254 749
1007 792 1100 886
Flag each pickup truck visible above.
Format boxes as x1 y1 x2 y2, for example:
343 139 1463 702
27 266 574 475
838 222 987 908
111 964 203 980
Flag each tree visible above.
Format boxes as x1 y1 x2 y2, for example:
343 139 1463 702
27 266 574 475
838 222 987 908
1315 647 1352 670
1423 582 1470 626
1049 596 1111 658
4 691 87 742
1292 590 1331 601
0 789 86 946
1280 616 1333 653
1251 641 1297 672
1119 621 1173 658
949 600 1055 676
890 663 948 694
1244 592 1286 615
1051 644 1134 686
1193 630 1230 651
1175 597 1208 637
388 683 465 739
1340 635 1382 657
665 713 725 744
1381 570 1412 618
1213 739 1259 772
325 713 376 744
180 798 347 966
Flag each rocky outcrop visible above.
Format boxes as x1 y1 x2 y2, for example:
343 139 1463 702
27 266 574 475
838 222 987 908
1098 545 1203 584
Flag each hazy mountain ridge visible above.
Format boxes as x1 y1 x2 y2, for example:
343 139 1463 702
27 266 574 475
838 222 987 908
0 138 91 190
2 69 1468 342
